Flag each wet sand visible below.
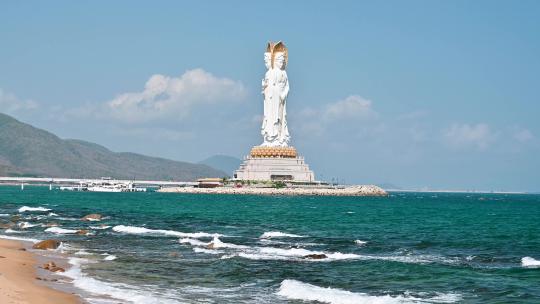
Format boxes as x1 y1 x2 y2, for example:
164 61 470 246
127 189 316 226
0 239 79 304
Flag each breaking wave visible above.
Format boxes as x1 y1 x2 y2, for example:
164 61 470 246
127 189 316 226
522 257 540 268
112 225 219 238
18 222 39 229
260 231 305 239
45 227 79 234
354 240 367 245
0 234 41 243
104 255 117 261
277 279 461 304
18 206 51 212
60 258 183 304
5 229 23 233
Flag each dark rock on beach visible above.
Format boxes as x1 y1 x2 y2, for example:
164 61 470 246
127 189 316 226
32 239 61 250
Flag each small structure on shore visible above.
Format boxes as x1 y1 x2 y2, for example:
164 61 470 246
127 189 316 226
197 178 223 188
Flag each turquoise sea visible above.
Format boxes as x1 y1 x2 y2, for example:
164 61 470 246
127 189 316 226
0 186 539 303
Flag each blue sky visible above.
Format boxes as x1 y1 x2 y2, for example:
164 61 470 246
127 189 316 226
1 1 539 191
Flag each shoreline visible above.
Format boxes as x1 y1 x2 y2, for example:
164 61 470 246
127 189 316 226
0 239 79 304
158 185 388 196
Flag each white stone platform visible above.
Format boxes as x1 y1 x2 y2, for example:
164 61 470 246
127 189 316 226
234 156 315 182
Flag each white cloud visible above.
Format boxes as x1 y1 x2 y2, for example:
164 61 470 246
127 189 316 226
322 95 377 121
0 88 38 114
512 127 534 143
443 123 495 150
104 69 247 123
296 95 379 137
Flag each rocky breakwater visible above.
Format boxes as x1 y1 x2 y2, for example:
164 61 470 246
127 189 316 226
158 185 387 197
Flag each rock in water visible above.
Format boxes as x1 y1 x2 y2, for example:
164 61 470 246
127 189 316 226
82 214 102 221
32 239 61 250
76 229 90 235
303 254 327 259
43 261 65 272
0 222 15 229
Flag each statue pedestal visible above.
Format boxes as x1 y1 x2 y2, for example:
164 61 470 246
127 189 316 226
233 146 315 182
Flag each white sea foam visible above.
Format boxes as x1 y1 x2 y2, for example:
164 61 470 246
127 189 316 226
75 250 93 255
208 236 249 249
231 247 362 262
18 206 51 212
90 225 111 230
60 257 183 304
354 240 367 245
18 222 39 229
193 247 224 255
260 231 305 239
48 212 59 216
104 255 117 261
277 279 461 304
179 238 208 246
112 225 219 238
5 229 23 233
0 213 9 217
521 257 540 267
45 227 79 234
0 234 41 243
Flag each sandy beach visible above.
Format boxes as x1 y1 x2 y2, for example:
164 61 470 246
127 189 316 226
0 239 78 304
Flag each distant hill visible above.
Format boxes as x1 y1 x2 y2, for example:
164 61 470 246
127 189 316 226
0 113 226 180
199 155 242 176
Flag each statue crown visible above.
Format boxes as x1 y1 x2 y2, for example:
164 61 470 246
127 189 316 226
266 41 288 69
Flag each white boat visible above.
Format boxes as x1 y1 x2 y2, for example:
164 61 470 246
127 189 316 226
60 180 147 192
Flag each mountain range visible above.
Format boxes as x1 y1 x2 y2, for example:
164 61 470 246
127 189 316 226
0 113 227 180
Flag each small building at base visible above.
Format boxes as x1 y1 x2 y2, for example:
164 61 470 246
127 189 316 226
234 146 315 182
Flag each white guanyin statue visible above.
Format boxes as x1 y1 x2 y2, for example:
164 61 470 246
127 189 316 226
261 41 290 147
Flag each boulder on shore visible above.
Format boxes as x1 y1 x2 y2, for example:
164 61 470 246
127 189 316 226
32 239 61 250
82 214 102 221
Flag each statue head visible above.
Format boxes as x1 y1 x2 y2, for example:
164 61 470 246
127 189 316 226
266 40 288 69
274 52 286 70
264 52 272 70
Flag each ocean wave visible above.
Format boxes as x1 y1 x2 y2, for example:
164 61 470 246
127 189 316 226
45 227 79 234
521 257 540 268
228 247 361 262
0 234 41 243
0 213 9 217
18 206 51 212
5 229 24 233
180 236 248 249
179 238 208 246
182 235 454 265
18 222 39 229
60 257 183 304
354 240 367 245
193 247 224 255
112 225 220 238
104 255 117 261
90 225 111 230
208 236 249 249
260 231 305 239
48 212 59 216
277 279 461 304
